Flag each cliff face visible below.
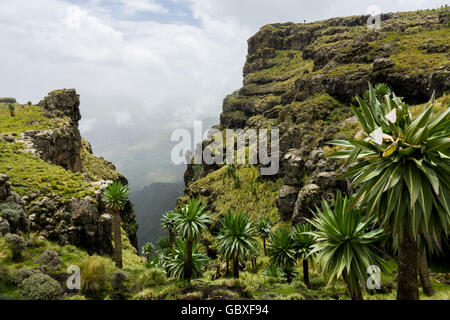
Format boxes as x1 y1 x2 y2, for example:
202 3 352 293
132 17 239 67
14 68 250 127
0 89 138 255
181 8 450 230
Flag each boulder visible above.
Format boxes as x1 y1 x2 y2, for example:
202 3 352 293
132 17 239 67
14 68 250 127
373 58 394 71
292 184 321 224
282 149 305 185
0 174 11 201
276 185 299 221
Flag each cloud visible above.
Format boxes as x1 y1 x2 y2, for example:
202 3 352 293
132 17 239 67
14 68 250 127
114 111 133 127
79 117 97 133
120 0 169 14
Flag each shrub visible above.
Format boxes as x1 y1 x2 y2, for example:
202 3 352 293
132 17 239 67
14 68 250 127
5 233 26 261
262 263 282 278
157 236 171 250
13 268 42 285
80 256 109 299
35 250 61 270
111 271 129 300
134 268 167 291
0 265 12 287
111 271 127 291
19 273 62 300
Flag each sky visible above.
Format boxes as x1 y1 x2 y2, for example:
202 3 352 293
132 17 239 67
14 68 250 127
0 0 447 189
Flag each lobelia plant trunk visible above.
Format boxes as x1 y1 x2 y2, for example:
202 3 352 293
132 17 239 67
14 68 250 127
342 273 363 300
303 259 310 289
169 230 175 249
226 259 229 276
112 211 123 269
263 238 266 256
184 239 193 284
397 230 419 300
233 257 239 278
418 247 434 296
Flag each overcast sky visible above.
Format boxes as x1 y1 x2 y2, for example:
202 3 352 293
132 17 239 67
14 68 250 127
0 0 447 188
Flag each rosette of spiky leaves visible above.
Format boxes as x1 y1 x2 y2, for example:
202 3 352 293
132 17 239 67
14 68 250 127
102 181 130 212
328 84 450 243
216 211 257 262
291 223 315 261
157 236 171 250
267 228 296 270
257 218 272 242
363 83 392 103
161 239 209 280
161 210 178 233
141 242 155 260
306 192 386 294
175 199 211 242
262 263 283 278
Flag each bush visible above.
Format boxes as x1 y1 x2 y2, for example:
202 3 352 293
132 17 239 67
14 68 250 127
262 263 282 279
134 268 167 291
0 265 12 287
5 233 26 261
80 256 109 299
111 271 129 300
111 271 127 291
35 250 61 270
12 268 41 285
19 273 62 300
157 236 171 250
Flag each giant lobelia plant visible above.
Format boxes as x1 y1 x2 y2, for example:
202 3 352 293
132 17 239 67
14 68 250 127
328 84 450 300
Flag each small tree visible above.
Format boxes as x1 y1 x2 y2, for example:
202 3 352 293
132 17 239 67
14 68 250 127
328 85 449 299
102 181 130 269
161 210 177 248
217 211 257 278
8 104 15 117
256 218 272 255
5 233 25 261
161 238 209 280
141 242 155 262
307 192 386 300
267 228 297 283
174 199 211 284
291 223 315 289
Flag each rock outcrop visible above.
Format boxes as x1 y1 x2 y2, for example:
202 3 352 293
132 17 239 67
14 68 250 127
0 89 138 254
181 8 450 227
0 174 30 236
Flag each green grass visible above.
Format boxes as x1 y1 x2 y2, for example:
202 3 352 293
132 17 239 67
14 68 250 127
80 138 121 182
0 104 68 134
0 141 96 202
185 165 281 223
378 27 450 75
245 50 314 84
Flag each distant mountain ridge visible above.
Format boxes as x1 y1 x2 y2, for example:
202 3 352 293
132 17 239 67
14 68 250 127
131 181 185 248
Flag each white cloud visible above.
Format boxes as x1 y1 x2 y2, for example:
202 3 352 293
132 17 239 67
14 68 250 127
120 0 168 14
114 111 133 127
79 117 97 133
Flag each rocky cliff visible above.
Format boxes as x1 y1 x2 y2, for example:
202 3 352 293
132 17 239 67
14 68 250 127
0 89 138 255
181 8 450 233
